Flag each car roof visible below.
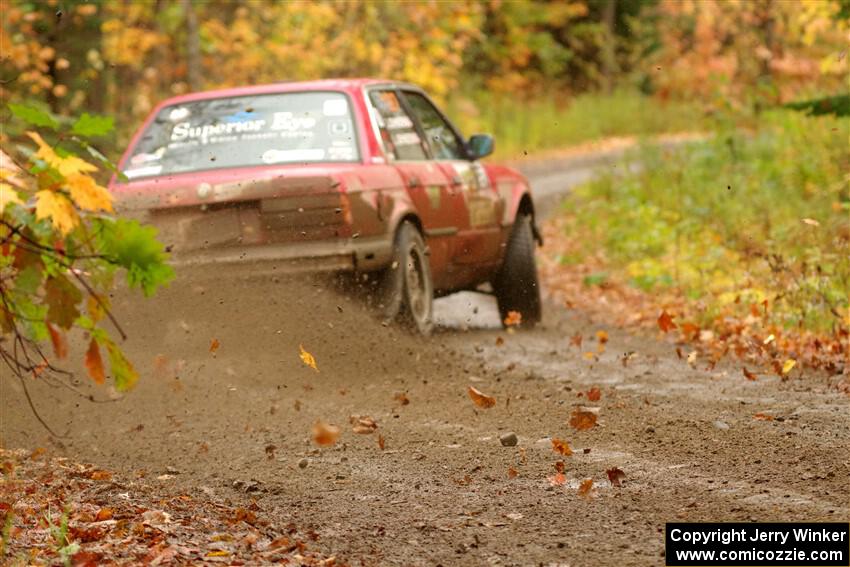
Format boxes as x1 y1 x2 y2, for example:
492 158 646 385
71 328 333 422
155 78 416 107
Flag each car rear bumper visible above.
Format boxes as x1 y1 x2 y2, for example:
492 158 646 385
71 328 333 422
170 235 394 273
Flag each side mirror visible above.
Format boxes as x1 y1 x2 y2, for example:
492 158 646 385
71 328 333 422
467 134 494 160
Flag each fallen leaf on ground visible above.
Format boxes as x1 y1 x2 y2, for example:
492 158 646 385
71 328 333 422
95 507 114 521
312 421 340 446
657 310 676 332
606 467 625 487
468 386 496 409
570 333 583 348
350 415 378 434
743 367 758 381
578 478 594 498
299 344 319 372
394 392 410 405
781 359 796 375
596 330 608 343
209 338 220 354
507 466 518 478
586 387 601 401
377 434 386 450
569 409 597 431
753 412 774 421
89 470 112 481
504 310 522 326
554 460 565 473
551 438 573 456
548 472 567 486
495 336 504 346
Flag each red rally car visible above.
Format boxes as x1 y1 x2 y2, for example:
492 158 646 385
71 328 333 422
111 79 541 334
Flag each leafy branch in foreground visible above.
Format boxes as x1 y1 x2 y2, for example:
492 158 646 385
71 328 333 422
1 103 173 434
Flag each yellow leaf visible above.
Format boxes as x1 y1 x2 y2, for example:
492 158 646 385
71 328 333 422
27 131 97 177
782 359 796 374
299 344 318 372
0 183 23 211
66 173 113 212
35 190 78 234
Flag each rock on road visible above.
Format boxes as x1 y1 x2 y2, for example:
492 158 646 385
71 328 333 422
3 141 848 566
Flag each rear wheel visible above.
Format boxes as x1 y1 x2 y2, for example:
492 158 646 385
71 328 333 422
376 221 434 335
493 214 541 327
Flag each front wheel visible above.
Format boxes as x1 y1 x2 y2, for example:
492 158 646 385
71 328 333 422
493 214 541 327
376 221 434 335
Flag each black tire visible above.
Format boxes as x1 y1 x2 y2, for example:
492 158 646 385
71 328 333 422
375 221 434 335
493 214 541 327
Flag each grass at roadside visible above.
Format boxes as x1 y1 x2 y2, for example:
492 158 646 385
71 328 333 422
540 109 850 377
447 90 704 160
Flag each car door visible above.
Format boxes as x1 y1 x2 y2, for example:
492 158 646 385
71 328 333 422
398 90 504 271
366 88 457 286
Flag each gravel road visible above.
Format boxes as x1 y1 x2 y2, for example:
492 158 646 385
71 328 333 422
3 145 848 566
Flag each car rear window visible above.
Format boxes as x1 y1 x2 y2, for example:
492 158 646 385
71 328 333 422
122 91 359 180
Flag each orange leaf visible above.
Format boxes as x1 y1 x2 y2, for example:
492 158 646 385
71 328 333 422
570 333 582 348
312 421 340 446
657 310 676 332
551 438 573 456
394 392 410 405
47 323 67 359
503 310 522 327
742 367 758 381
595 330 609 343
299 344 319 372
95 508 114 521
554 460 565 473
507 466 518 479
467 386 496 409
680 322 699 339
89 470 112 481
377 434 386 450
606 467 625 487
586 387 601 402
209 338 220 354
753 412 774 421
85 338 105 385
548 472 567 486
569 409 597 431
578 478 594 497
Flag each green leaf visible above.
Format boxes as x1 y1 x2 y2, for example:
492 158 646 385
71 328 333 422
43 275 83 329
105 339 139 391
8 103 59 130
98 218 174 296
71 113 114 138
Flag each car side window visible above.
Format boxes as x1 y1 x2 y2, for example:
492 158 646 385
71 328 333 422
368 90 427 161
401 91 465 161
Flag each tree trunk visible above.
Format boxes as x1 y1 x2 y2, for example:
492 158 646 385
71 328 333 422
182 0 202 91
601 0 618 94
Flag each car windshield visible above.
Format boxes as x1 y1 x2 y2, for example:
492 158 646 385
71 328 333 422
122 91 359 179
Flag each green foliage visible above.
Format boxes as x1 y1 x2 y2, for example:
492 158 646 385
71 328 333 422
96 218 174 297
71 113 115 138
566 110 850 333
8 103 59 130
448 90 703 159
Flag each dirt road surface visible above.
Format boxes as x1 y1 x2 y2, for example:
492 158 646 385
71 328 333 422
3 145 849 566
